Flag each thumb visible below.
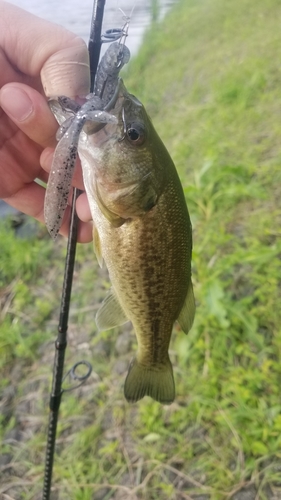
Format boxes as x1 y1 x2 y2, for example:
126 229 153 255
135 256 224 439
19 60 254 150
1 3 90 99
41 38 90 98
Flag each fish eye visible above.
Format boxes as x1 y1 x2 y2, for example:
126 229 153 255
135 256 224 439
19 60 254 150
126 123 145 145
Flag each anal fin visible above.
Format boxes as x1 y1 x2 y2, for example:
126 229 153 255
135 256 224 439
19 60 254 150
95 288 129 331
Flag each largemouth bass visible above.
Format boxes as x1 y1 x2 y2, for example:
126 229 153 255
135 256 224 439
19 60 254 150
45 42 195 404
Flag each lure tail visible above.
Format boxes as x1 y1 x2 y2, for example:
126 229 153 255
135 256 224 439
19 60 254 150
124 356 175 404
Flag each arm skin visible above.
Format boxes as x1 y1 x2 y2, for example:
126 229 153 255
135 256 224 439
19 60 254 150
0 1 93 241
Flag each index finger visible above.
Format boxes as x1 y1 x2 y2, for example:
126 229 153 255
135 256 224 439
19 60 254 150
1 1 90 97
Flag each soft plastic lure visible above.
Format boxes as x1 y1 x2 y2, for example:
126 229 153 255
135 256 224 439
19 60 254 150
44 41 130 239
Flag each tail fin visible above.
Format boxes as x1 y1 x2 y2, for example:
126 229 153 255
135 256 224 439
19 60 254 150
124 357 175 404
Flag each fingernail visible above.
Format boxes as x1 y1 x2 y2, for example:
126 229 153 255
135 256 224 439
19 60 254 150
0 86 34 122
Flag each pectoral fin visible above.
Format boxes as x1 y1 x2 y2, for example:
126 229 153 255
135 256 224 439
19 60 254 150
95 181 126 227
93 228 103 268
95 288 129 331
177 281 196 334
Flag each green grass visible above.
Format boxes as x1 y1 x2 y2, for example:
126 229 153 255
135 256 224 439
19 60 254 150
1 0 281 498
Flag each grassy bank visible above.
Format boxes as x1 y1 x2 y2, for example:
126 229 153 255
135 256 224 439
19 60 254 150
1 0 281 498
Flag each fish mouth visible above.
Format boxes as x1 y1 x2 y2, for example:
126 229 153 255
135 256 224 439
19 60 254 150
84 80 145 146
85 79 146 146
83 79 124 136
49 79 125 136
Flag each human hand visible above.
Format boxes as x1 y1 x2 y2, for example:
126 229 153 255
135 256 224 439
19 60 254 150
0 1 93 242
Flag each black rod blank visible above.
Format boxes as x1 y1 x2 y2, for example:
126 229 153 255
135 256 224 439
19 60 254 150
88 0 106 92
42 187 80 500
42 0 106 497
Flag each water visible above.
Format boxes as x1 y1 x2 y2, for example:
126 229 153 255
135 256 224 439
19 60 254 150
1 0 176 219
7 0 176 56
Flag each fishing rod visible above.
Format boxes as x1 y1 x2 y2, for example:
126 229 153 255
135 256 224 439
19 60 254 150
42 1 105 498
88 0 106 93
41 1 131 496
42 190 92 500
